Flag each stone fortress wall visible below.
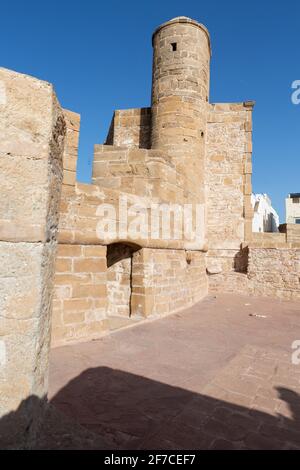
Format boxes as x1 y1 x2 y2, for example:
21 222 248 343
1 16 300 447
0 68 65 447
50 17 300 346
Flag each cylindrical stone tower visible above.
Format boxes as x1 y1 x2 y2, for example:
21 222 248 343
151 16 211 206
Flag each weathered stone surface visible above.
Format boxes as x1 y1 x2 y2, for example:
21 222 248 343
0 68 65 243
130 248 207 318
52 244 108 347
52 17 298 347
0 68 64 448
1 16 299 446
247 247 300 301
62 109 80 186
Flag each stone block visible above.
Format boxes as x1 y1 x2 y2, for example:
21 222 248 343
72 284 106 298
63 298 92 312
63 311 85 324
73 257 106 273
82 245 106 257
57 244 82 257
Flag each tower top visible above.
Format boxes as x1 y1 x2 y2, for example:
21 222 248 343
152 16 211 55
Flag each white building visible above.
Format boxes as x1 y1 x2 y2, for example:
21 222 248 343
251 193 279 233
286 193 300 224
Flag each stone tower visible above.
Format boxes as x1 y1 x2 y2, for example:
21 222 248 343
151 16 211 206
51 16 258 346
3 18 300 450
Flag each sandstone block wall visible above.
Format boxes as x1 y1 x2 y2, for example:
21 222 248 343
62 109 80 186
107 258 132 318
0 68 64 448
207 246 250 296
2 17 300 448
52 244 208 345
52 244 108 347
106 243 138 319
206 101 254 250
93 144 178 197
106 108 151 149
58 182 108 245
51 16 298 347
92 144 200 204
248 247 300 301
280 224 300 244
251 232 287 246
131 249 207 318
208 240 300 301
205 101 255 294
57 181 203 250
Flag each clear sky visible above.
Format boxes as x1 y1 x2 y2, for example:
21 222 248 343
1 0 299 221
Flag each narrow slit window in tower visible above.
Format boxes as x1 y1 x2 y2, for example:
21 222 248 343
171 42 177 51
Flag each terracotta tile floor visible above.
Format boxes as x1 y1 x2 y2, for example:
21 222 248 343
43 294 300 449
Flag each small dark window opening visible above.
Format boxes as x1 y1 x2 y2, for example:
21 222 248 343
171 42 177 51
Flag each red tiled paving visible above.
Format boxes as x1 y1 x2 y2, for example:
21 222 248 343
45 294 300 449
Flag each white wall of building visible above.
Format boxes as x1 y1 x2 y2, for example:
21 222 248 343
251 193 279 233
286 194 300 224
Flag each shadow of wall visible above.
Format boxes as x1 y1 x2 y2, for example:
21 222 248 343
1 367 299 449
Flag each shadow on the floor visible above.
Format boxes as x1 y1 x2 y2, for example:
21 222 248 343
0 394 109 450
1 368 300 449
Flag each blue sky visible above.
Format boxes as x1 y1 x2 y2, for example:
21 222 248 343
1 0 299 221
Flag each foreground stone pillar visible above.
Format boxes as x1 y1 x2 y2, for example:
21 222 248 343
0 68 65 448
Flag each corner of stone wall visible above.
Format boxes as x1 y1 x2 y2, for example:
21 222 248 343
0 68 65 448
62 108 80 186
243 100 255 243
52 244 109 347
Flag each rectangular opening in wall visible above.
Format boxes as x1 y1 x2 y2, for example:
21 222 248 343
171 42 177 51
106 242 141 318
